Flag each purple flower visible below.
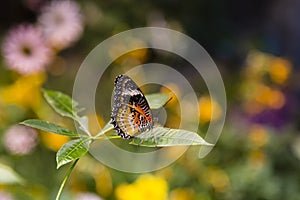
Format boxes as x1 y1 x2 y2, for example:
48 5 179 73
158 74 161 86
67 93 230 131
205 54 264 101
248 92 297 129
3 125 38 155
38 0 84 49
23 0 46 11
2 24 53 75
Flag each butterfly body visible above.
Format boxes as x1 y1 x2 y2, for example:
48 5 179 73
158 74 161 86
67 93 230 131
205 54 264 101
111 75 153 139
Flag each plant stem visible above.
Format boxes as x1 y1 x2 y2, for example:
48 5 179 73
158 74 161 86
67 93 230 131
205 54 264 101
75 117 91 136
55 159 79 200
93 135 121 140
94 123 114 137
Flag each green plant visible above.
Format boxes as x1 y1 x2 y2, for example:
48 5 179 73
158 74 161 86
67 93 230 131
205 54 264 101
20 89 212 200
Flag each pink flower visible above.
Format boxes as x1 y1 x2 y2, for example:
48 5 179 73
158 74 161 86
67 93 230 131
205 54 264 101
0 191 13 200
38 0 84 49
75 193 103 200
3 125 38 155
2 24 52 75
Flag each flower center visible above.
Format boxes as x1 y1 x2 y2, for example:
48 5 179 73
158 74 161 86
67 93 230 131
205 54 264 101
22 46 32 56
54 14 64 25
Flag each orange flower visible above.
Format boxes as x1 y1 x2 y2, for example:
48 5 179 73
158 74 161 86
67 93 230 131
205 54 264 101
41 132 69 151
199 96 222 123
268 57 291 85
254 84 285 109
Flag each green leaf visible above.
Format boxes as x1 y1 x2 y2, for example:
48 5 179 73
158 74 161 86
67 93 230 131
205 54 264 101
56 138 90 169
0 163 24 184
129 126 213 147
43 89 82 120
20 119 79 137
145 93 171 109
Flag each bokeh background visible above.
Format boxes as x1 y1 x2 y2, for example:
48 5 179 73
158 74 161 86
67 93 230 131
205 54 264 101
1 0 300 199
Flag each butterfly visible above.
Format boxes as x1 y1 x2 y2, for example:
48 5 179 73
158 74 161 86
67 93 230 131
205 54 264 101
111 74 153 139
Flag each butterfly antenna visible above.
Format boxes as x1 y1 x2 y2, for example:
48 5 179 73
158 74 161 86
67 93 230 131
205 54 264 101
163 93 173 107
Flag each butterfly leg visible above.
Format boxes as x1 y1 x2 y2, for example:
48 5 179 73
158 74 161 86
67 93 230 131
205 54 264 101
151 128 158 147
138 138 144 146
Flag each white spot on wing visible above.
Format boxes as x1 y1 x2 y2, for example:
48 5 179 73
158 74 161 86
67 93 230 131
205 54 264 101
123 89 142 96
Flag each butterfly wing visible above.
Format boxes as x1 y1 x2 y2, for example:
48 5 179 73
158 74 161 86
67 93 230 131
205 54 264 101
111 74 153 139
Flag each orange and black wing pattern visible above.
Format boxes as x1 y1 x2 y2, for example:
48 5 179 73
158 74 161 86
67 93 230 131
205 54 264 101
111 74 153 139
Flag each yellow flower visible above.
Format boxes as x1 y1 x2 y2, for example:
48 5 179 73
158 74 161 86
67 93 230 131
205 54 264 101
268 57 291 85
242 100 264 115
254 84 285 109
204 166 230 193
244 50 269 78
248 150 266 169
72 156 113 197
240 51 291 115
156 167 173 180
243 51 292 85
95 166 113 198
249 125 268 148
199 96 222 123
109 39 148 66
0 103 8 129
115 174 168 200
0 73 46 110
169 188 195 200
242 83 285 114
